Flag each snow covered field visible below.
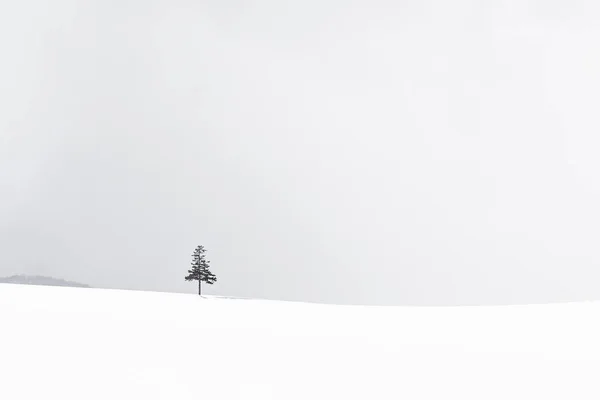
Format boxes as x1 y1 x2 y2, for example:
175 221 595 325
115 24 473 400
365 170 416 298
2 283 600 399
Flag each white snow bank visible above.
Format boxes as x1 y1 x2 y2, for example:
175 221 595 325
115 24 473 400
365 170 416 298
1 283 600 399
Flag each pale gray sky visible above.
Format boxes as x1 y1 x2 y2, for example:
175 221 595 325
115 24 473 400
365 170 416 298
2 1 600 305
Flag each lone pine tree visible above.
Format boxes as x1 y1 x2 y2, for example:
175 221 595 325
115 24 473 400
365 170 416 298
185 245 217 295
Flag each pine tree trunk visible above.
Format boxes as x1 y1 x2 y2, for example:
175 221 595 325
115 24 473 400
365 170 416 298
198 279 201 296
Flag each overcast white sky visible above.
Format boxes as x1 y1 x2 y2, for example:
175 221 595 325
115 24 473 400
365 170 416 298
2 0 600 305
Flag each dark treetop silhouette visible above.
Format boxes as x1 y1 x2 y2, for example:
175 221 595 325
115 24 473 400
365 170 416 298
185 245 217 295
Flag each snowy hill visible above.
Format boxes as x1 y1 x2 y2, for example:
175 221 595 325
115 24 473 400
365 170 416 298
0 274 90 288
1 284 600 399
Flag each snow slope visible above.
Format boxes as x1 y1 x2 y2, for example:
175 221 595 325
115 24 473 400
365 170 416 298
1 284 600 399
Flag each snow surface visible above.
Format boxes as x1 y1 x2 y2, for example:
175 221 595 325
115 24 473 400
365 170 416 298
2 283 600 399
